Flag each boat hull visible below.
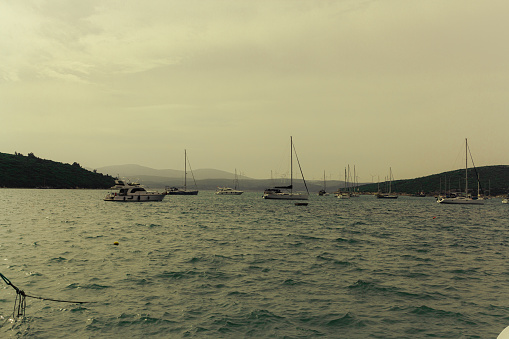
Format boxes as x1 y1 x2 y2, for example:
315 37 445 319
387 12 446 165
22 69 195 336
376 194 398 199
263 193 309 200
166 190 199 195
437 197 484 205
216 191 243 195
104 193 166 202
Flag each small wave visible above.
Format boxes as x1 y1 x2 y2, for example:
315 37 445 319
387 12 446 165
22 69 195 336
227 291 249 297
316 254 353 266
348 280 434 300
410 305 464 318
326 312 366 328
334 237 359 244
210 309 285 335
134 223 162 228
448 267 480 275
156 270 198 280
66 283 111 290
84 235 105 239
403 271 429 279
294 234 323 241
282 278 304 286
26 271 43 277
400 254 432 262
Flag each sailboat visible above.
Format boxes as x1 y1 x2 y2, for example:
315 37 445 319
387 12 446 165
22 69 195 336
216 169 244 195
263 136 309 200
350 165 360 198
437 138 483 205
165 149 199 195
376 167 398 199
318 170 329 196
336 167 350 199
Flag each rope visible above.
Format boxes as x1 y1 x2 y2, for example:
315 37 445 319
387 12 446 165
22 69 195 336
1 272 91 318
292 142 309 195
467 144 484 195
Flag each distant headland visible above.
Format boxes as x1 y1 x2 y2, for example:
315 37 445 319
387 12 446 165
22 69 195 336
0 152 115 189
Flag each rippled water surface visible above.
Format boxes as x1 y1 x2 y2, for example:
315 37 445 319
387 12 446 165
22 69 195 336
1 189 509 338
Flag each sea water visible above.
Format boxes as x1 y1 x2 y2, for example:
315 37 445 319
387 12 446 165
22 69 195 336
1 189 509 338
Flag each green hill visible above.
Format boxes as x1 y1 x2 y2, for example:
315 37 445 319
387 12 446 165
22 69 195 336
357 165 509 196
0 152 115 189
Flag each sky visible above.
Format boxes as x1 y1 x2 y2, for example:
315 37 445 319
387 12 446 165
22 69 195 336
1 0 508 181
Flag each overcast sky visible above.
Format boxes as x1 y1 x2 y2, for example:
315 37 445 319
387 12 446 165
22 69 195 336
1 0 508 181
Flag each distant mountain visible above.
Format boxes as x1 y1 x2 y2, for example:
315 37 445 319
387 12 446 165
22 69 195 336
95 164 252 180
95 164 182 178
95 164 348 191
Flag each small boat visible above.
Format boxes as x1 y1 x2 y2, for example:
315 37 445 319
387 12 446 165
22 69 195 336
104 180 166 202
376 168 398 199
263 137 309 200
336 166 355 199
318 171 329 196
165 186 198 195
216 169 244 195
216 187 244 195
437 139 484 205
166 149 199 195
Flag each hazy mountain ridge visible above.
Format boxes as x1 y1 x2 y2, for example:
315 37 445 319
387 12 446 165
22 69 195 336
95 164 253 180
94 164 344 191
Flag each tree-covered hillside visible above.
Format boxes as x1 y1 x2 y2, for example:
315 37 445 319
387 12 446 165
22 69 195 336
357 165 509 196
0 152 115 189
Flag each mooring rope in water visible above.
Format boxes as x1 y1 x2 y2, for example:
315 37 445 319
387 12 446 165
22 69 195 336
1 272 90 318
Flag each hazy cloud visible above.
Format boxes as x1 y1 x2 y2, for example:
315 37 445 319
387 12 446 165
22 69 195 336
1 0 508 180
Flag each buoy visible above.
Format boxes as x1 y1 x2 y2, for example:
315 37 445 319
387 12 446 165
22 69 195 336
113 241 119 246
433 216 436 219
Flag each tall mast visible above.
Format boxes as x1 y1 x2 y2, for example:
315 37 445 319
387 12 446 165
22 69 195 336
389 167 392 194
465 138 468 196
290 136 293 193
184 149 187 190
344 168 347 190
348 165 350 193
354 165 357 193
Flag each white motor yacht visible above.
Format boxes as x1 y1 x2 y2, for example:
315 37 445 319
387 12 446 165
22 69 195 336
104 180 166 202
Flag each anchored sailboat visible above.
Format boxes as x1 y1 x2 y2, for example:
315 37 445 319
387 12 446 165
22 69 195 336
437 138 483 205
376 167 398 199
336 167 351 199
165 149 199 195
263 136 309 200
318 170 329 196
